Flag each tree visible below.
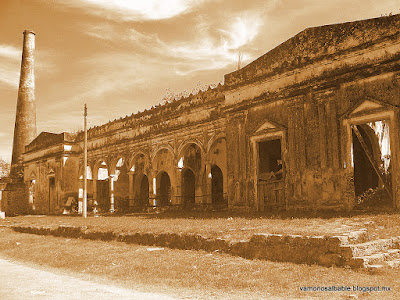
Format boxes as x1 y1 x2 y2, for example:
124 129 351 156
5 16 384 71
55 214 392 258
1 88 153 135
0 158 10 178
161 81 222 104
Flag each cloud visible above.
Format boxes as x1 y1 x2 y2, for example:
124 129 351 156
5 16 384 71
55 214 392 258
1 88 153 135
59 0 209 21
0 43 56 88
0 44 21 87
220 14 262 50
162 13 263 74
0 64 19 88
0 45 21 60
84 11 263 75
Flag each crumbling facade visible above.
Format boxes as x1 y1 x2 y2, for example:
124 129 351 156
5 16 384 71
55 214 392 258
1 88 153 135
17 15 400 214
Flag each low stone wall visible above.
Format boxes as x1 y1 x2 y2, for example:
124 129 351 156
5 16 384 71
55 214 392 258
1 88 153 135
11 225 363 268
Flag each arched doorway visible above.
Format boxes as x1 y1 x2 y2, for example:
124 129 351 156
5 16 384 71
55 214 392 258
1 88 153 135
211 165 224 204
114 158 129 212
157 171 171 206
182 168 195 207
139 175 149 207
353 125 380 197
96 161 109 211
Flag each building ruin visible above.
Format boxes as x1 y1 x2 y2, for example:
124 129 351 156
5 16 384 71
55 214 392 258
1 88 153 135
5 15 400 214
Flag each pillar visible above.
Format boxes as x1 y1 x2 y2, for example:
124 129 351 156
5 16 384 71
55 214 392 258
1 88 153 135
176 169 182 205
78 179 83 214
109 175 115 212
128 172 134 207
92 178 97 203
205 163 212 204
28 179 35 210
149 170 156 207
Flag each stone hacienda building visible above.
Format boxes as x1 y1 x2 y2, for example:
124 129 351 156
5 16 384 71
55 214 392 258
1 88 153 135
4 14 400 214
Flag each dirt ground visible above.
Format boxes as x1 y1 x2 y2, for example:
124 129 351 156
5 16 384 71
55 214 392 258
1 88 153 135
0 257 175 300
1 213 400 299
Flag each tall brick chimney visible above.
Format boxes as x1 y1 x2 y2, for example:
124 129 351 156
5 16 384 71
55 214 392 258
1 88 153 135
10 30 37 178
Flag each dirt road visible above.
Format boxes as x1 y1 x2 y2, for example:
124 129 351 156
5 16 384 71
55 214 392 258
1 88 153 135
0 258 175 299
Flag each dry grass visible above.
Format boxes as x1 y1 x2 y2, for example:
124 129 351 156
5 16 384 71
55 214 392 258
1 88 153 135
3 212 400 241
0 227 399 299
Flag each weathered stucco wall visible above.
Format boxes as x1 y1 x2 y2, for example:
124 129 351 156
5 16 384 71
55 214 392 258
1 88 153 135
18 14 400 214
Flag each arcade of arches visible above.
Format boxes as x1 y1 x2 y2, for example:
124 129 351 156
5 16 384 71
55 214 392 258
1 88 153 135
79 139 228 212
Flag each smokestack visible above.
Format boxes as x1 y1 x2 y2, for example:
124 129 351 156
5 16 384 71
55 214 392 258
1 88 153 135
10 30 37 177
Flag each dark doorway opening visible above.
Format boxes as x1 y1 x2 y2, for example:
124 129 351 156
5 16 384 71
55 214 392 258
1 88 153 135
182 168 195 207
257 138 284 210
96 180 109 211
158 172 171 206
114 159 129 212
258 139 283 180
211 165 224 204
139 175 149 207
353 125 379 197
49 177 55 213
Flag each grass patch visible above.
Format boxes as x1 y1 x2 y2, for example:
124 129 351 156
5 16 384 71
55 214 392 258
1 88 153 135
3 213 400 241
0 227 399 299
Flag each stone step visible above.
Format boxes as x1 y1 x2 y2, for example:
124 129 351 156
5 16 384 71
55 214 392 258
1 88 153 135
386 258 400 268
344 237 400 258
344 229 370 244
355 249 400 265
364 264 385 272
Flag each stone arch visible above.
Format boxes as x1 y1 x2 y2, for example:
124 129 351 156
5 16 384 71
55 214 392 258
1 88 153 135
151 146 177 206
152 147 175 173
93 159 109 211
151 144 175 161
93 159 109 180
177 138 205 159
77 163 94 211
78 164 93 180
177 142 203 175
94 160 109 180
129 152 151 210
207 132 226 153
128 151 150 174
111 157 129 212
109 155 128 175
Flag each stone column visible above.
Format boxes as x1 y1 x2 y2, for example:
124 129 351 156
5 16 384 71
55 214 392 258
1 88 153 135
205 163 212 204
92 179 97 202
149 170 156 207
128 172 134 207
109 175 115 213
28 179 35 210
176 169 182 205
78 179 83 214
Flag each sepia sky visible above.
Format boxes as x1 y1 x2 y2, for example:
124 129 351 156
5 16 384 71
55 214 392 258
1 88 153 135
0 0 399 162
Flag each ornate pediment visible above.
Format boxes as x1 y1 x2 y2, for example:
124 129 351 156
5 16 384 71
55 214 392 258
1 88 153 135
341 98 397 119
256 121 277 132
29 171 36 180
352 100 383 114
253 119 286 135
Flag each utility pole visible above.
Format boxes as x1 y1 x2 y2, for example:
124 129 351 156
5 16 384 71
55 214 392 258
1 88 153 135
83 104 87 218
